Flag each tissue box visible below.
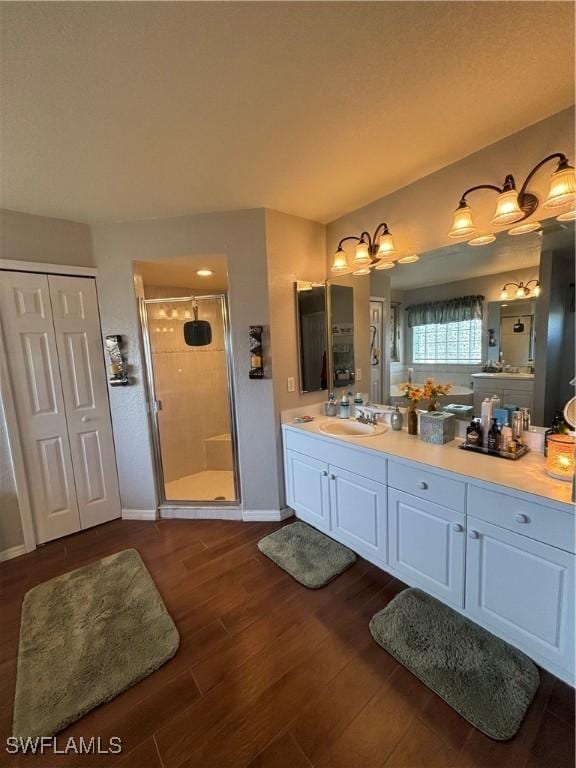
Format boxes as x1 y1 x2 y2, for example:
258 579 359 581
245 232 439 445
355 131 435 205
443 403 473 419
419 411 455 444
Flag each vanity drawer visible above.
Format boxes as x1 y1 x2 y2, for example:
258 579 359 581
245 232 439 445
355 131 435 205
387 460 465 513
468 485 575 553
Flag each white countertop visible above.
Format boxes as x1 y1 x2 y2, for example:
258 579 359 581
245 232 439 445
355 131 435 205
283 417 573 512
471 372 534 380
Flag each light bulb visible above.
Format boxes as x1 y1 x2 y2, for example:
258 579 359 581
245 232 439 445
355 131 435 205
448 202 476 238
557 209 576 222
196 269 214 277
468 234 496 246
377 231 396 257
515 285 528 299
158 308 167 319
544 164 576 209
490 189 523 227
353 240 371 266
331 247 349 273
398 254 419 264
508 221 541 236
374 261 395 270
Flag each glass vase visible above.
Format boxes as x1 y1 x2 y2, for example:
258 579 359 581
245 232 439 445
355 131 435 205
407 407 418 435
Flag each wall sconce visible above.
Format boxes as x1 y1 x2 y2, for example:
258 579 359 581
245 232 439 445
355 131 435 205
500 280 541 300
331 222 407 276
448 153 576 244
546 434 575 481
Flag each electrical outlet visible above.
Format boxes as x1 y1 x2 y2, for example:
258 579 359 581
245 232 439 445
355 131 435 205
355 368 362 382
287 377 295 392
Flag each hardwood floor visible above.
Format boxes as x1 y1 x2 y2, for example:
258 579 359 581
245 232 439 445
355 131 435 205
0 518 573 768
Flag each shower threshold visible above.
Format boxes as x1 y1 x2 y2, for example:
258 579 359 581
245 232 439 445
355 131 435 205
164 470 236 502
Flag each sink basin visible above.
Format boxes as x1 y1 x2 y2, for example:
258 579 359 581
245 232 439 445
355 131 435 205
319 419 387 437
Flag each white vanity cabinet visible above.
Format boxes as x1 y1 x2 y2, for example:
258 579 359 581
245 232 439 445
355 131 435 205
466 516 575 678
388 488 465 608
282 423 575 685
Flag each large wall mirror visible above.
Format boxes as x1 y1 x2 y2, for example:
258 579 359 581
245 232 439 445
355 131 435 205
295 281 328 393
329 283 356 389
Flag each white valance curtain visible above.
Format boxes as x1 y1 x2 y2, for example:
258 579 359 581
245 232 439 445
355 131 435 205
406 295 484 328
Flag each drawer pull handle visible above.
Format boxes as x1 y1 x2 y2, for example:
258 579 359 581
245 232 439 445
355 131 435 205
330 474 336 480
469 530 480 539
452 523 463 533
514 513 528 524
322 470 328 477
417 481 428 490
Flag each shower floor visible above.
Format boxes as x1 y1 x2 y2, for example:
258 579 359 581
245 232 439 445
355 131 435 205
164 470 236 502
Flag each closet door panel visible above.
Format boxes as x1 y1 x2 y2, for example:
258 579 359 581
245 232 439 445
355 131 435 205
49 276 121 529
0 271 80 543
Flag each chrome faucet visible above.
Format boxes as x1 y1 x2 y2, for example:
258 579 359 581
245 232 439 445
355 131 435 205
357 411 380 426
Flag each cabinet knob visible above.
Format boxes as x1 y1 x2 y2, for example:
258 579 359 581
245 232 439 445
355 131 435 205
417 481 428 490
452 523 463 533
81 416 91 423
514 513 528 524
322 470 328 477
330 474 336 480
468 530 480 539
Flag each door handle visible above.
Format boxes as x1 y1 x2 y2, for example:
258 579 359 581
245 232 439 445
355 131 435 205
81 416 92 423
452 523 463 533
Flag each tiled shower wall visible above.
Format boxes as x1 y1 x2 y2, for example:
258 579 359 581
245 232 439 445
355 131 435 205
145 286 230 484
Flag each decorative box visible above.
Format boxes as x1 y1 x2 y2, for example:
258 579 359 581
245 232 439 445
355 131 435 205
419 411 455 445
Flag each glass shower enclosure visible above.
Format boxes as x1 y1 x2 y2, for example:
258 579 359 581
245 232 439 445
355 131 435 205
141 294 240 505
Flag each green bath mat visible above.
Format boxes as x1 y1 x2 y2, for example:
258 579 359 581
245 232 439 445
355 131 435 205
13 549 179 737
369 588 539 741
257 521 356 588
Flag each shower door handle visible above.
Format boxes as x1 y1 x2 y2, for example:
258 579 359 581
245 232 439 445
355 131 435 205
153 399 163 413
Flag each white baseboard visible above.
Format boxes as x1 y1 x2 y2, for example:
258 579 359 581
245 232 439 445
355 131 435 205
242 508 294 522
0 544 27 562
122 508 158 521
160 507 242 521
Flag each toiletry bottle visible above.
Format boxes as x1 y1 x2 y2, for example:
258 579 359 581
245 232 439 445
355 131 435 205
501 422 513 452
466 418 482 447
391 404 404 431
481 397 493 447
487 418 501 452
338 392 350 419
491 394 501 409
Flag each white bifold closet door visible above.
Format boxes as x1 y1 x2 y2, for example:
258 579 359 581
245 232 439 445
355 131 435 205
0 271 121 544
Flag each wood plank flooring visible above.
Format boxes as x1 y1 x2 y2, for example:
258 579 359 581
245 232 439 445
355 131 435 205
0 518 573 768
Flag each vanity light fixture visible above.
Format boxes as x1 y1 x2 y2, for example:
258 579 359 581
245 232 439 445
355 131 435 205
468 234 496 246
196 269 214 277
448 152 576 243
500 280 541 300
508 221 541 236
397 254 420 264
330 222 400 275
557 209 576 222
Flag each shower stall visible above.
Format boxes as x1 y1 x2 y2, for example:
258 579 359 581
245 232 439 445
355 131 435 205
141 294 240 506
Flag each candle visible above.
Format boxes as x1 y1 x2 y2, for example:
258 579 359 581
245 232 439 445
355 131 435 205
546 434 575 481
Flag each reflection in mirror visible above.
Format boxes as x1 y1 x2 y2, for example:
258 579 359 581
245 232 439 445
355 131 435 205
329 283 355 389
378 219 575 426
295 281 328 393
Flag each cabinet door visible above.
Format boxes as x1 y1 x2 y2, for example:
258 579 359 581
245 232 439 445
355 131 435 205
0 271 81 543
466 516 575 677
285 450 330 533
329 466 387 566
388 489 465 608
49 276 121 530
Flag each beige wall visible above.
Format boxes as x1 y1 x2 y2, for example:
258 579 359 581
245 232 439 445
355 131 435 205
326 109 574 262
92 208 284 514
0 208 94 266
265 209 327 411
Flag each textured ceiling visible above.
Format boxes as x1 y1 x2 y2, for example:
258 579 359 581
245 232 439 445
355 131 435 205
1 2 574 224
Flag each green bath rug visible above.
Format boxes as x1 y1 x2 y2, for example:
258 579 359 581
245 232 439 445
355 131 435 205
13 549 179 737
257 521 356 588
369 588 539 741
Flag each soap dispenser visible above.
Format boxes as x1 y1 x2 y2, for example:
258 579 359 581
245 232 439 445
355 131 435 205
338 392 350 419
391 404 404 431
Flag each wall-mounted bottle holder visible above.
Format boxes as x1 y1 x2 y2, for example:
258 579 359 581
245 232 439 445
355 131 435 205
249 325 264 379
105 334 129 386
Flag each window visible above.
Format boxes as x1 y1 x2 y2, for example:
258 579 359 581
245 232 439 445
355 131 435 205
412 318 482 364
